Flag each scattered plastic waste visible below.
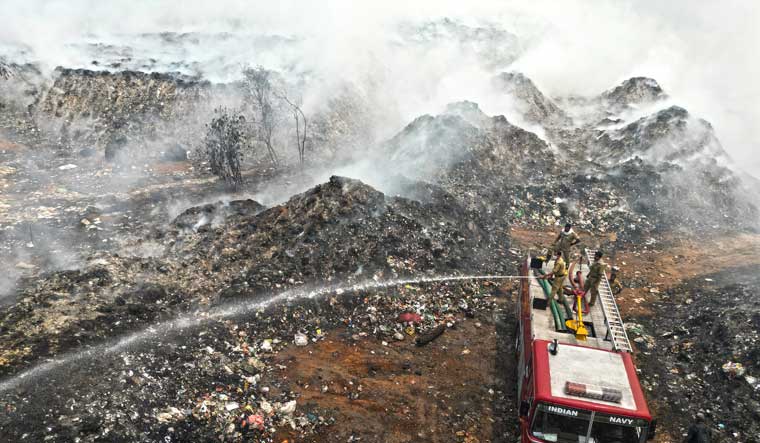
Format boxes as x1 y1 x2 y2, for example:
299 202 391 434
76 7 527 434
722 361 746 378
294 333 309 347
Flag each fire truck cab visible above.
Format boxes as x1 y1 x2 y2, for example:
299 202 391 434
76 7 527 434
517 250 656 442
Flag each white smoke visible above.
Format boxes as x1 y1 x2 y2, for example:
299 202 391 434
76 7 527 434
0 0 758 173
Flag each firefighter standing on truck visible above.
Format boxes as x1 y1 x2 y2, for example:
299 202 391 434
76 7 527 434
585 250 606 306
543 250 567 301
553 223 580 264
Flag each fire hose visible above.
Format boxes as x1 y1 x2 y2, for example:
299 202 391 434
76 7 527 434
535 269 566 332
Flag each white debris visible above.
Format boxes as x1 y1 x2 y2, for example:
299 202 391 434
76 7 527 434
15 262 36 270
58 164 78 170
722 361 746 377
278 400 297 416
156 407 184 423
294 333 308 346
259 399 273 414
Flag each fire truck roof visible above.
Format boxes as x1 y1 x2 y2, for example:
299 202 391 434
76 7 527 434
533 340 651 419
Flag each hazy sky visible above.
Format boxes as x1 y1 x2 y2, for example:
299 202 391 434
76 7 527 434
1 0 758 172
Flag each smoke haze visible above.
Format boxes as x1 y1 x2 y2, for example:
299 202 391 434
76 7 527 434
1 0 758 172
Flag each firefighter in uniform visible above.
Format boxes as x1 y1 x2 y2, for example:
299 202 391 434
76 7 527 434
543 250 567 301
553 223 580 265
585 250 606 306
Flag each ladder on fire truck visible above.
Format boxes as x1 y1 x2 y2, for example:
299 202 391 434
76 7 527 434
585 249 633 353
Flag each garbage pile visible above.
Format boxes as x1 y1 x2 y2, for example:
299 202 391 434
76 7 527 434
33 68 214 154
171 199 266 232
385 101 558 185
379 99 658 242
378 74 758 239
398 18 521 70
631 270 760 442
167 175 504 300
0 175 510 375
492 71 571 127
598 76 668 112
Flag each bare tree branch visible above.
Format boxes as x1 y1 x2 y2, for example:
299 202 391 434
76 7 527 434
242 67 279 168
277 92 308 167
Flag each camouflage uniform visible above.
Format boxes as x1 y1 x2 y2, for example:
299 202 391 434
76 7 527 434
584 259 606 306
555 230 579 264
550 256 567 300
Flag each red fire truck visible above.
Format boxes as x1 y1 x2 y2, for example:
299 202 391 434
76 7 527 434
517 249 656 442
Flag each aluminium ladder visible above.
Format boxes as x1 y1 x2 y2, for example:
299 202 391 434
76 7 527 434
585 249 633 352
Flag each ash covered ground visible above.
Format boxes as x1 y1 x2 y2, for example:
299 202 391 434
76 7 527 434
0 13 759 443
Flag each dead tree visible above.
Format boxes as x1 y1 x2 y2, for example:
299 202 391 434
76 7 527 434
277 92 307 167
204 108 246 188
242 67 279 167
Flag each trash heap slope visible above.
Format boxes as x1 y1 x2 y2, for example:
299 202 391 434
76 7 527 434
599 76 668 112
384 101 557 186
33 68 212 153
382 74 759 237
492 71 571 127
0 176 502 375
592 105 757 231
168 176 497 300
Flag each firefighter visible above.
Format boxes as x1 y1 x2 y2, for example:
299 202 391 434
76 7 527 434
584 250 606 306
553 223 580 264
543 250 567 301
684 413 711 443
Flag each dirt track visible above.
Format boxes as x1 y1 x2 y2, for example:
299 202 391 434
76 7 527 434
267 302 517 443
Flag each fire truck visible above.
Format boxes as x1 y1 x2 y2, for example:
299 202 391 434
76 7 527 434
516 249 656 442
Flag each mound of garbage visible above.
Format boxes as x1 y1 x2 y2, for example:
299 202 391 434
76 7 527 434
590 105 757 230
385 102 557 184
34 68 212 152
492 71 570 127
599 76 667 111
0 175 515 442
168 176 499 299
399 18 522 69
0 176 505 376
379 74 758 237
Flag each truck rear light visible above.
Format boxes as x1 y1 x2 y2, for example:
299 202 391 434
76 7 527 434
565 381 623 403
